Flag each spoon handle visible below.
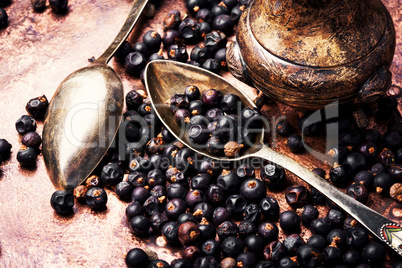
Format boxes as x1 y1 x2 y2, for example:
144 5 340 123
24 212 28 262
254 145 402 257
95 0 149 64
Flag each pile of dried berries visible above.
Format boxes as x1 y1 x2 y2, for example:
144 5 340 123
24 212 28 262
169 85 263 158
0 0 69 29
115 0 251 77
14 96 48 167
274 96 402 203
41 85 396 267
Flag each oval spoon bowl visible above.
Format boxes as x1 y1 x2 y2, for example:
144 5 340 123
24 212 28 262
145 60 263 161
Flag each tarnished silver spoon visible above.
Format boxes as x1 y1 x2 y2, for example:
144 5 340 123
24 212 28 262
42 0 149 191
144 60 402 257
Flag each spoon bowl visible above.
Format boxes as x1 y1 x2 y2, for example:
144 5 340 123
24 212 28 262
42 64 123 190
145 60 263 161
145 60 402 257
42 0 149 190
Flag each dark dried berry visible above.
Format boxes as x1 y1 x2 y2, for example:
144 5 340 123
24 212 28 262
347 182 369 203
285 185 310 208
244 234 265 256
211 2 229 16
212 206 231 226
147 169 166 188
188 100 206 116
143 30 162 52
230 5 243 22
198 218 216 240
287 134 305 153
178 212 198 224
343 152 366 174
236 252 257 268
238 220 256 239
354 170 374 190
310 217 332 236
261 163 286 188
206 136 224 156
21 132 41 149
125 248 150 268
101 162 123 186
125 52 146 76
115 40 132 62
377 148 395 167
276 119 292 136
257 222 278 242
16 146 37 166
185 189 206 208
167 183 188 200
178 221 201 246
202 58 220 74
126 91 144 111
26 95 49 119
329 163 351 187
280 211 300 234
201 239 221 257
196 8 215 24
125 201 144 220
16 115 36 135
163 10 181 30
0 139 11 159
130 215 151 236
166 198 187 220
362 242 386 266
115 181 134 201
0 8 7 28
150 212 169 231
373 172 394 195
162 29 183 48
203 30 227 53
217 221 238 241
221 236 245 258
131 186 150 203
301 205 319 227
50 190 74 214
307 235 327 252
181 245 201 262
49 0 68 13
283 233 305 254
214 47 227 70
296 244 322 268
212 14 234 34
162 221 180 245
239 178 266 203
206 184 225 206
170 94 190 113
85 187 107 209
179 18 201 42
259 196 279 219
206 108 224 121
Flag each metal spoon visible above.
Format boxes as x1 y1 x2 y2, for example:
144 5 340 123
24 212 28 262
144 60 402 257
42 0 149 191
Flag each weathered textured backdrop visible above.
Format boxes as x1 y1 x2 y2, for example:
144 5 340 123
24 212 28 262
0 0 401 266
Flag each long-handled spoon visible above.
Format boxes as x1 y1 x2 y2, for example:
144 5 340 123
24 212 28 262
144 60 402 257
42 0 149 191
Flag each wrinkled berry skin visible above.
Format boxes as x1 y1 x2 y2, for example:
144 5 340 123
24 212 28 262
85 187 108 209
101 163 124 186
16 115 37 135
178 221 201 246
26 95 49 119
50 190 74 214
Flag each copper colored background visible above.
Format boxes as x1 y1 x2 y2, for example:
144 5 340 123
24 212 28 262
0 0 401 266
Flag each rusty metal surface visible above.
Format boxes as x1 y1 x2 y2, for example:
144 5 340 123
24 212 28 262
0 0 401 267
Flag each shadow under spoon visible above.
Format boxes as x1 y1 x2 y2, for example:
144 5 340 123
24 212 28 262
144 60 402 257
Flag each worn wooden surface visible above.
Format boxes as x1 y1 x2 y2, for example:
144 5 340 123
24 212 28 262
0 0 401 267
